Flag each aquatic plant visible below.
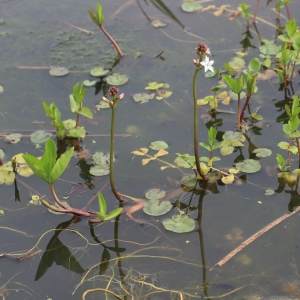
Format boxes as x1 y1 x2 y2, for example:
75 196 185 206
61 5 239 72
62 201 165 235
88 2 124 57
192 43 214 180
43 82 93 139
102 86 125 203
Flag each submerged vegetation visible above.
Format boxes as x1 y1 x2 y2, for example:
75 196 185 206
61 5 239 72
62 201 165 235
1 0 300 299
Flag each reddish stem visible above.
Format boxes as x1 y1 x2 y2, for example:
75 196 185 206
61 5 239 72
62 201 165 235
239 95 251 123
253 0 260 23
284 3 291 20
99 25 124 57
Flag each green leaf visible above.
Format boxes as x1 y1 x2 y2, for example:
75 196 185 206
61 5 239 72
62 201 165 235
63 119 76 130
50 147 74 183
49 67 68 77
133 93 154 103
181 2 202 12
95 212 106 220
69 95 79 113
145 188 166 200
90 67 109 77
199 142 210 151
79 107 93 119
5 133 21 144
208 126 217 146
253 148 272 158
0 149 4 160
143 199 172 216
88 8 99 26
98 192 107 215
162 215 195 233
41 139 57 178
236 159 261 173
22 154 48 183
69 127 86 138
106 73 128 86
149 141 168 150
83 80 96 87
89 165 110 176
286 18 297 38
104 207 123 220
30 130 52 144
96 2 104 25
248 57 261 73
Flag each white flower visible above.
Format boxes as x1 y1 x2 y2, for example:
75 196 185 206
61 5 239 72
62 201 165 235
200 56 214 73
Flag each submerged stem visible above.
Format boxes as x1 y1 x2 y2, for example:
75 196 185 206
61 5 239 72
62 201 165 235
110 106 124 203
193 68 208 181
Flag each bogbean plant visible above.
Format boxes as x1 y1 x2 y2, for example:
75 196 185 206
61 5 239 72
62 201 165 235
43 82 93 139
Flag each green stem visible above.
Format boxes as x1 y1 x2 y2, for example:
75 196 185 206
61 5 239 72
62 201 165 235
110 106 124 203
193 68 208 181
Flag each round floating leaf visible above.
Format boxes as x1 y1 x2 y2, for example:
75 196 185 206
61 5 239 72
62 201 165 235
106 73 128 86
265 189 275 196
17 164 34 177
228 57 245 72
251 113 263 121
30 130 52 144
83 80 96 87
145 188 166 200
220 145 234 156
0 149 4 160
149 141 168 150
49 67 69 77
90 67 109 77
133 93 154 103
143 199 172 216
145 82 164 90
181 2 202 12
151 20 167 28
69 126 86 138
5 133 21 144
63 119 76 130
0 210 4 216
223 131 245 141
89 165 110 176
0 85 3 93
236 159 261 173
221 174 234 184
92 152 110 165
0 162 15 185
162 215 195 233
181 174 197 187
253 148 272 158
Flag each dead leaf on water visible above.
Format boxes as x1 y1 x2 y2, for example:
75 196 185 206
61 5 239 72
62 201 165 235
228 7 242 20
201 5 216 12
213 5 229 16
154 149 168 157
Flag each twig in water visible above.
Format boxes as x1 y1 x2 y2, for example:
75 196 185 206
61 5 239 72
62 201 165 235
211 205 300 270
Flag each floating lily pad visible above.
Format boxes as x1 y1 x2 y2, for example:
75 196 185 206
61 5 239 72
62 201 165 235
150 141 168 150
90 67 109 77
0 210 4 216
181 174 197 186
16 163 34 177
151 20 167 28
228 57 245 72
253 148 272 158
236 159 261 173
106 73 128 86
251 113 263 121
133 93 154 103
92 152 110 165
156 90 172 100
181 1 202 12
221 174 234 184
83 80 96 86
145 188 166 200
49 67 69 77
162 215 195 233
96 101 110 110
143 199 172 216
0 149 4 160
223 131 245 141
5 133 21 144
89 165 110 176
30 130 52 144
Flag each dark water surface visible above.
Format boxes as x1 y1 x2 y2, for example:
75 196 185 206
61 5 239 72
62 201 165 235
1 0 300 299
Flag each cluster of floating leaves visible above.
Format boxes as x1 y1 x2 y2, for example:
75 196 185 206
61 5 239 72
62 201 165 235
89 152 111 176
133 82 172 103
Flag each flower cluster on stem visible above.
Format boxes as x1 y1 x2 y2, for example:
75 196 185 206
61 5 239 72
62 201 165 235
103 86 124 108
192 42 214 73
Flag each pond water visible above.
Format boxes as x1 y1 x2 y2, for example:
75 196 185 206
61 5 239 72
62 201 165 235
1 0 300 299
